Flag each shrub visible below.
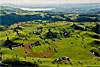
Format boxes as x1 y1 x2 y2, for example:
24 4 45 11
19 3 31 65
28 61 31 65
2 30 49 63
2 58 38 67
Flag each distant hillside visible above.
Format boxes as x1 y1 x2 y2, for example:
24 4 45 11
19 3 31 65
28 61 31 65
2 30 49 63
1 3 100 14
0 6 100 25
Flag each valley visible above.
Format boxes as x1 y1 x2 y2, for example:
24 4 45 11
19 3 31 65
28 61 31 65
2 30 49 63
0 6 100 67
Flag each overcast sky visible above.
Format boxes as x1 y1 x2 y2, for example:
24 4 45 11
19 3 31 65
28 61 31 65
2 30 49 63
0 0 100 4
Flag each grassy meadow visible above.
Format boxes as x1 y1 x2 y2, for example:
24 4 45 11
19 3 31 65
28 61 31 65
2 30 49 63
0 7 100 67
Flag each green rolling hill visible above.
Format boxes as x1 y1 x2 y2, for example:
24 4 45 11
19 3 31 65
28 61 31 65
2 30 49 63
0 6 100 67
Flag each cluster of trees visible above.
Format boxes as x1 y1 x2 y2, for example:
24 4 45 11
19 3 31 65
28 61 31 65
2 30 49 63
46 29 58 38
4 37 18 50
45 28 71 39
92 24 100 34
0 25 8 31
71 24 87 31
1 58 38 67
1 12 100 26
90 47 100 57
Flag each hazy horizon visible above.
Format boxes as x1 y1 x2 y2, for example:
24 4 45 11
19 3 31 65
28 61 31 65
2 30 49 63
0 0 100 13
0 0 100 5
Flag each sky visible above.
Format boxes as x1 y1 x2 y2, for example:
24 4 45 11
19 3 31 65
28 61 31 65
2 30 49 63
0 0 100 5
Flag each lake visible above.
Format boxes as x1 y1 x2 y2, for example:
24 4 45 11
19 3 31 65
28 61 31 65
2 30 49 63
21 8 55 11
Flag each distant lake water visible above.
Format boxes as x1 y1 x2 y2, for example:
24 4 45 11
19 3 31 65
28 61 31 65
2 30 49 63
21 8 55 11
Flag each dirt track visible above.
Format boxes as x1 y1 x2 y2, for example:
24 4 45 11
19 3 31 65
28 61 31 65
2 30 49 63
26 52 55 58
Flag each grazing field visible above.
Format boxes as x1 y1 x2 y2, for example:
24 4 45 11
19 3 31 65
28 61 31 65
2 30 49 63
0 20 100 67
0 6 100 67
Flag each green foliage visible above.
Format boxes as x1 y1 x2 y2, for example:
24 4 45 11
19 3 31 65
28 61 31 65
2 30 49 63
2 57 19 63
90 47 99 53
2 57 38 67
0 7 100 25
0 7 100 66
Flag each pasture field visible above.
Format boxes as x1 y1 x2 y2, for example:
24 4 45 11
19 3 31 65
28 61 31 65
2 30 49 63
0 20 100 66
0 6 100 66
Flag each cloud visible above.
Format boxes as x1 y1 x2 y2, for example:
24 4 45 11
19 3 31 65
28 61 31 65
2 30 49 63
0 0 100 4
